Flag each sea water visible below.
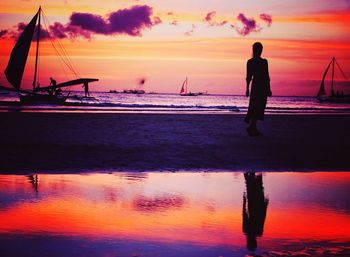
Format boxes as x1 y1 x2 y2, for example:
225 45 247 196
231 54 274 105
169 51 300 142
1 91 350 114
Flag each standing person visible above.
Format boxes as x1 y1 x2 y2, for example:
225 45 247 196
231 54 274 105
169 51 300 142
83 81 89 97
245 42 272 136
49 77 57 96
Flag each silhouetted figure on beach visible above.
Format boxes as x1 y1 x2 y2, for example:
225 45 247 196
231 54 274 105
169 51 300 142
245 42 272 136
83 81 90 97
50 77 57 87
49 77 57 96
242 172 269 253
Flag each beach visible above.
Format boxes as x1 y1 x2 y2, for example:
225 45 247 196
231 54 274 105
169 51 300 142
0 112 349 172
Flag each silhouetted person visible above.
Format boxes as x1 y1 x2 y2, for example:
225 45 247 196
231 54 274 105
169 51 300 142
245 42 272 136
54 87 62 96
50 77 57 87
83 81 89 97
242 172 269 253
49 77 57 96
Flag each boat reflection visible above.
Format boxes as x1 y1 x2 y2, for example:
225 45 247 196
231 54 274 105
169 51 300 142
243 172 268 252
27 174 39 193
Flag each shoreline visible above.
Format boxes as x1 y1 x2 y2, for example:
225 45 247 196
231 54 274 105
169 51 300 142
0 112 349 173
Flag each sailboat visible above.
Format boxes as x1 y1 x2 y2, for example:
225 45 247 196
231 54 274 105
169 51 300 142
317 57 350 103
179 77 207 96
2 6 98 104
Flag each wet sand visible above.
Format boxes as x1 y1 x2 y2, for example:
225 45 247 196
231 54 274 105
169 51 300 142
0 112 349 172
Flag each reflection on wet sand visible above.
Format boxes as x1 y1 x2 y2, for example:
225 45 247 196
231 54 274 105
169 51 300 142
243 172 269 252
134 195 185 212
0 172 349 257
27 174 39 192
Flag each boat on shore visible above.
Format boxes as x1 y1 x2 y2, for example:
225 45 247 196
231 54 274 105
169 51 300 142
180 77 207 96
317 57 350 103
1 6 98 104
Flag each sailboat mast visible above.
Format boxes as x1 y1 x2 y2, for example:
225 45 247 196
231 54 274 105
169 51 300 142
331 57 335 96
32 6 41 92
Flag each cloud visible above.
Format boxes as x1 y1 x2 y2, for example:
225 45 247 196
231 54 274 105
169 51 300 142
133 195 185 212
152 16 162 25
203 11 228 26
69 5 156 36
184 24 195 36
260 13 272 26
204 11 216 23
170 20 178 26
0 23 51 41
234 13 261 36
0 5 159 40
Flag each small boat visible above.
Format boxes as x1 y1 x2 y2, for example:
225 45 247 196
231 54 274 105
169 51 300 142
2 6 98 104
122 89 145 94
71 95 97 101
317 57 350 103
180 77 206 96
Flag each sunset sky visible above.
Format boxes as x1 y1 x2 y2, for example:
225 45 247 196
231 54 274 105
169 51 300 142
0 0 349 95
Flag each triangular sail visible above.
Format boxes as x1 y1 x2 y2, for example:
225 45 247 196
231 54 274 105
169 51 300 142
180 77 187 94
5 11 38 90
317 59 332 97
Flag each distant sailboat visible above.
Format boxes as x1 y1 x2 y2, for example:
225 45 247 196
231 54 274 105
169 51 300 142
2 6 98 104
317 57 350 103
179 77 207 96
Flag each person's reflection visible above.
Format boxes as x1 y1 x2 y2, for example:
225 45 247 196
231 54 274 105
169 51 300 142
27 174 39 193
242 172 269 252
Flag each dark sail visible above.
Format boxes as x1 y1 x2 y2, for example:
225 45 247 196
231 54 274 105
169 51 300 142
5 11 38 90
317 59 332 97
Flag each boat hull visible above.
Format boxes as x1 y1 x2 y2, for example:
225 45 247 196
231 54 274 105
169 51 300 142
19 93 68 104
317 95 350 103
180 93 200 96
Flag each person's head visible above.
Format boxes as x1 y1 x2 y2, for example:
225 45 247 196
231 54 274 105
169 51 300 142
252 42 263 58
50 77 53 80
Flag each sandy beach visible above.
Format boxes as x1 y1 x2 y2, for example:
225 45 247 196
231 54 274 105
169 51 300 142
0 112 349 172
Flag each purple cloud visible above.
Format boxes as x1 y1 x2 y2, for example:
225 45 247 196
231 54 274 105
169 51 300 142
0 5 159 40
184 24 195 36
152 16 162 25
203 11 227 26
204 11 216 23
235 13 261 36
260 13 272 26
0 23 51 41
49 22 70 39
70 5 156 36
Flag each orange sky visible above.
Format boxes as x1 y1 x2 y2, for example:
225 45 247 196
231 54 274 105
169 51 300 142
0 0 349 95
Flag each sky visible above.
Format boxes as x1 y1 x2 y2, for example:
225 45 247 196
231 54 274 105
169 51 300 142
0 0 349 95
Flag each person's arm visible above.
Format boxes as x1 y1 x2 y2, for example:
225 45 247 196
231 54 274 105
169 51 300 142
246 61 252 97
266 60 272 97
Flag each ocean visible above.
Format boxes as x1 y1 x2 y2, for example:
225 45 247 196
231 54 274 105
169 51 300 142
1 91 350 113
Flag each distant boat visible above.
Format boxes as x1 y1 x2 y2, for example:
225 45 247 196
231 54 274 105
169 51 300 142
71 95 97 101
1 6 98 104
180 77 207 96
317 57 350 103
123 89 145 94
109 90 118 93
